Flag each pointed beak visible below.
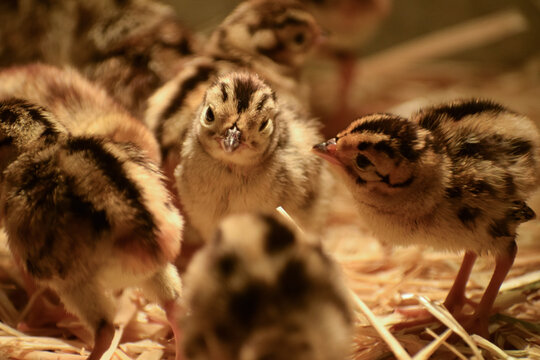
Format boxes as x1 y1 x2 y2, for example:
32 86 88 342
312 138 342 166
222 125 242 153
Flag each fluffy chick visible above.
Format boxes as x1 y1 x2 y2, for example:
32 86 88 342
176 72 332 243
0 63 161 163
82 0 197 118
0 101 184 358
145 0 321 189
182 212 353 360
205 0 321 88
313 99 540 337
0 0 196 118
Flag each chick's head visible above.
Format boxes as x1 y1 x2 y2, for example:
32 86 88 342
196 72 279 167
313 114 434 198
214 0 321 68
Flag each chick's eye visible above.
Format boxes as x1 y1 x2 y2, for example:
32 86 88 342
294 32 305 45
259 119 270 132
355 154 373 169
205 107 215 123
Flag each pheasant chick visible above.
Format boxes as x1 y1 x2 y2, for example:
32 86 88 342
313 99 540 337
182 212 353 360
145 0 321 193
176 72 332 243
0 99 184 359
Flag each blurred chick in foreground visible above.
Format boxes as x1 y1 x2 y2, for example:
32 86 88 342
182 213 352 360
0 66 184 359
0 0 196 118
145 0 321 198
313 99 540 337
176 72 332 244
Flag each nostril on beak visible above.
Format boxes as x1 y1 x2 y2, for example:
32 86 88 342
312 138 337 153
222 126 242 153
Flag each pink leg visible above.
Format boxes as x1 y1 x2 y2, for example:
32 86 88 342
143 264 184 360
444 251 477 314
164 300 184 360
464 241 517 338
88 321 116 360
393 251 477 330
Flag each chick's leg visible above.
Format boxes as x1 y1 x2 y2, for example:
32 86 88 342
142 263 184 360
393 251 477 331
464 241 517 338
55 280 117 360
444 251 477 314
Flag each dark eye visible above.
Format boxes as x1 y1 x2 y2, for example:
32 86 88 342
205 107 215 123
259 119 271 132
259 119 269 132
294 33 305 45
355 154 373 169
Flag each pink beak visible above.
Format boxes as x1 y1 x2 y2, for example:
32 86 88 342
312 138 342 166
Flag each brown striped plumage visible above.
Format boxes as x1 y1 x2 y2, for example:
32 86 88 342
0 0 196 118
0 66 185 360
0 64 161 163
313 98 540 337
176 72 332 244
182 213 352 360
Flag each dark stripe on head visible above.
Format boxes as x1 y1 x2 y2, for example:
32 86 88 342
262 215 295 254
256 93 270 111
350 117 404 137
234 75 259 113
357 141 371 150
351 116 420 161
65 137 157 240
457 207 481 228
431 99 506 121
374 141 396 158
220 82 228 102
